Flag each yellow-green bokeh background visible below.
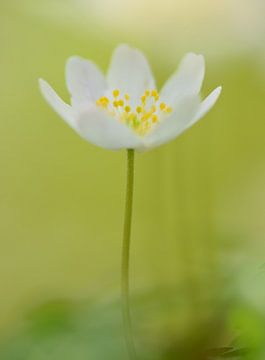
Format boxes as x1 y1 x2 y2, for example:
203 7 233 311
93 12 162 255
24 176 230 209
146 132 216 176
0 0 265 357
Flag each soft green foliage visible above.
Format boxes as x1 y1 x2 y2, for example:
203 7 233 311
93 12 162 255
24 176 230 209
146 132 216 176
1 292 265 360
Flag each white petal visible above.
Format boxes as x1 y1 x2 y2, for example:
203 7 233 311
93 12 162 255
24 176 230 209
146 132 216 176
66 56 106 106
144 96 200 150
160 53 205 105
75 105 143 150
192 86 222 124
39 79 76 129
107 44 155 106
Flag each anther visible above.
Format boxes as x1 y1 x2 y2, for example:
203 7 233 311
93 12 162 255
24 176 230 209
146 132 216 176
142 112 152 121
152 115 158 123
151 90 158 97
160 102 166 111
113 89 120 98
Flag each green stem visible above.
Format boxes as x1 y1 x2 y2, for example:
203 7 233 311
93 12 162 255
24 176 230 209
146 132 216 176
121 149 137 359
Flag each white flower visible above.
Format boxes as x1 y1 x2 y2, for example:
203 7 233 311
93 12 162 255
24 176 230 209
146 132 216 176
39 44 221 151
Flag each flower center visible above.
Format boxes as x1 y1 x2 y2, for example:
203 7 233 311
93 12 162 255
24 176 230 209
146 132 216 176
96 89 172 136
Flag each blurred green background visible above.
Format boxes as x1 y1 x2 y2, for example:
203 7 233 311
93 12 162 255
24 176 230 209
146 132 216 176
0 0 265 358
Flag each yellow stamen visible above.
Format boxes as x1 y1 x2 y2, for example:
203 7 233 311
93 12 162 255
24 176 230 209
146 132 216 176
96 88 172 136
136 106 142 114
96 96 109 108
160 102 166 111
141 112 152 121
152 115 158 123
113 89 120 98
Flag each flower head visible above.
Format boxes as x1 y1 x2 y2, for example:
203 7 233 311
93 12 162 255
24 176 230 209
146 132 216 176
39 44 221 151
